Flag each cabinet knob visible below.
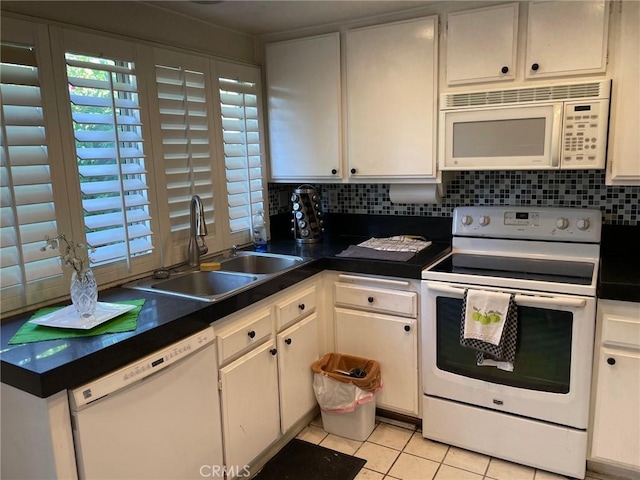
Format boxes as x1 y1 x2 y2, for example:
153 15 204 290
270 348 278 356
298 303 305 311
350 168 357 174
404 325 411 332
247 330 256 338
607 357 616 365
531 63 540 71
367 296 374 303
331 169 337 175
501 66 509 74
285 338 292 345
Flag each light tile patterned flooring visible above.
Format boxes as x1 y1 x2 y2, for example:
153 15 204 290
297 415 614 480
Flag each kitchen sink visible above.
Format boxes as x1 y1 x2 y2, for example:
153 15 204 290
125 270 259 302
218 252 305 274
124 252 309 302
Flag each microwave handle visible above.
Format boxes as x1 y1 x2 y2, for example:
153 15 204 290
424 282 586 308
550 104 563 167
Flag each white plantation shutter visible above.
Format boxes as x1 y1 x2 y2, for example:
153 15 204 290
154 63 215 239
65 53 154 265
0 42 66 310
219 71 265 242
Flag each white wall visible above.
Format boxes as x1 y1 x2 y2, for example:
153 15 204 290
0 0 256 63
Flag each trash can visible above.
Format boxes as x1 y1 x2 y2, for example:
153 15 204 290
311 352 382 441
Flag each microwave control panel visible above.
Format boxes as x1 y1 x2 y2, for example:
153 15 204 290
562 100 609 170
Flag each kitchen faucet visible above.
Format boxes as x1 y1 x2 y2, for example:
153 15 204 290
188 195 208 267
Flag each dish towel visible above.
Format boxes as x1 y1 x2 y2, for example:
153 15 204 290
357 236 432 253
459 289 518 371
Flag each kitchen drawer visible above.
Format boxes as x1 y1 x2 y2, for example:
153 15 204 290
216 308 273 365
601 301 640 350
275 285 317 331
334 283 417 318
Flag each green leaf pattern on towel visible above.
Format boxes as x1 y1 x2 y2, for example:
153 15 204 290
471 306 503 325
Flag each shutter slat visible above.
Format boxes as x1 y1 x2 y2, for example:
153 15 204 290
82 193 149 213
80 178 148 196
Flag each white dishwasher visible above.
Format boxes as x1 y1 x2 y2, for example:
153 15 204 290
69 327 222 480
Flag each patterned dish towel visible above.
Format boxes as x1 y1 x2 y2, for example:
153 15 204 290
459 289 518 372
357 236 432 253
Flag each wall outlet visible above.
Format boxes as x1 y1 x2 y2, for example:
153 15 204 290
329 190 338 206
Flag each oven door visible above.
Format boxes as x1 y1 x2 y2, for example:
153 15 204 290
421 281 596 429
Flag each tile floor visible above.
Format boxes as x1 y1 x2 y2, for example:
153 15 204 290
296 415 615 480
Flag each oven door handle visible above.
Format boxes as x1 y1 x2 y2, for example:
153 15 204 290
424 282 587 308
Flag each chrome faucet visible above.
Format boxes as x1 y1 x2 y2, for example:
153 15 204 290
188 195 208 267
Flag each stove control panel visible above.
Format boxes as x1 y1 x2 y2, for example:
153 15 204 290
453 206 602 242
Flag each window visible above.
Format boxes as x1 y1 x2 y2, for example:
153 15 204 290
0 40 68 312
64 52 154 267
217 63 266 246
0 21 269 317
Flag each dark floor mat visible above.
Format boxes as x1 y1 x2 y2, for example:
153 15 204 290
253 438 366 480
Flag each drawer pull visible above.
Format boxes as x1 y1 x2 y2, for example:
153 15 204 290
368 296 374 303
298 303 305 311
247 330 256 339
404 325 411 332
270 348 278 356
285 338 292 345
607 357 616 365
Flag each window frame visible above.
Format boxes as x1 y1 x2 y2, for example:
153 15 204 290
0 18 270 318
48 27 162 287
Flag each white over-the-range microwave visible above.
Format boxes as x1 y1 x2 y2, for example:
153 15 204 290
439 80 611 170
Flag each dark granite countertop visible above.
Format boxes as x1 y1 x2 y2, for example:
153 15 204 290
2 214 636 399
598 224 640 302
0 224 450 398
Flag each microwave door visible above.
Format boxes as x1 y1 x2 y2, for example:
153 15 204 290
440 104 562 170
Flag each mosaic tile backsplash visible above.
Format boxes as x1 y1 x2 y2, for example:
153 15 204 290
268 170 639 225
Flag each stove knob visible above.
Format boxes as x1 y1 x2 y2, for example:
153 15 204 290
461 215 473 226
479 216 490 226
576 219 590 231
556 218 569 230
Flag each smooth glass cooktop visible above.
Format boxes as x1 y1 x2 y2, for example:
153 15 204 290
429 254 595 285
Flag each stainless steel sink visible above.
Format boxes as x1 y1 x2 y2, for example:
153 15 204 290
125 270 259 302
218 252 305 274
124 252 308 302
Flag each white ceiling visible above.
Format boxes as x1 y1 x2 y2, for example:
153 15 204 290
141 1 438 36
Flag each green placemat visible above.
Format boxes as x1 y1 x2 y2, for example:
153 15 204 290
8 299 145 345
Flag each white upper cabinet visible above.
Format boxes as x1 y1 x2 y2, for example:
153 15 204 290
345 16 438 181
606 0 640 185
266 33 342 182
446 3 519 85
445 1 609 86
525 1 609 79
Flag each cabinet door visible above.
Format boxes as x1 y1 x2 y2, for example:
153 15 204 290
277 313 321 433
266 33 342 182
607 0 640 185
335 308 418 415
346 16 438 180
526 1 609 79
591 347 640 469
446 3 518 85
220 340 280 469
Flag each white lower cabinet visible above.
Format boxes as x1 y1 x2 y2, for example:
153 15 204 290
590 299 640 473
219 339 280 470
336 308 417 415
215 275 324 473
277 313 321 433
333 273 420 416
